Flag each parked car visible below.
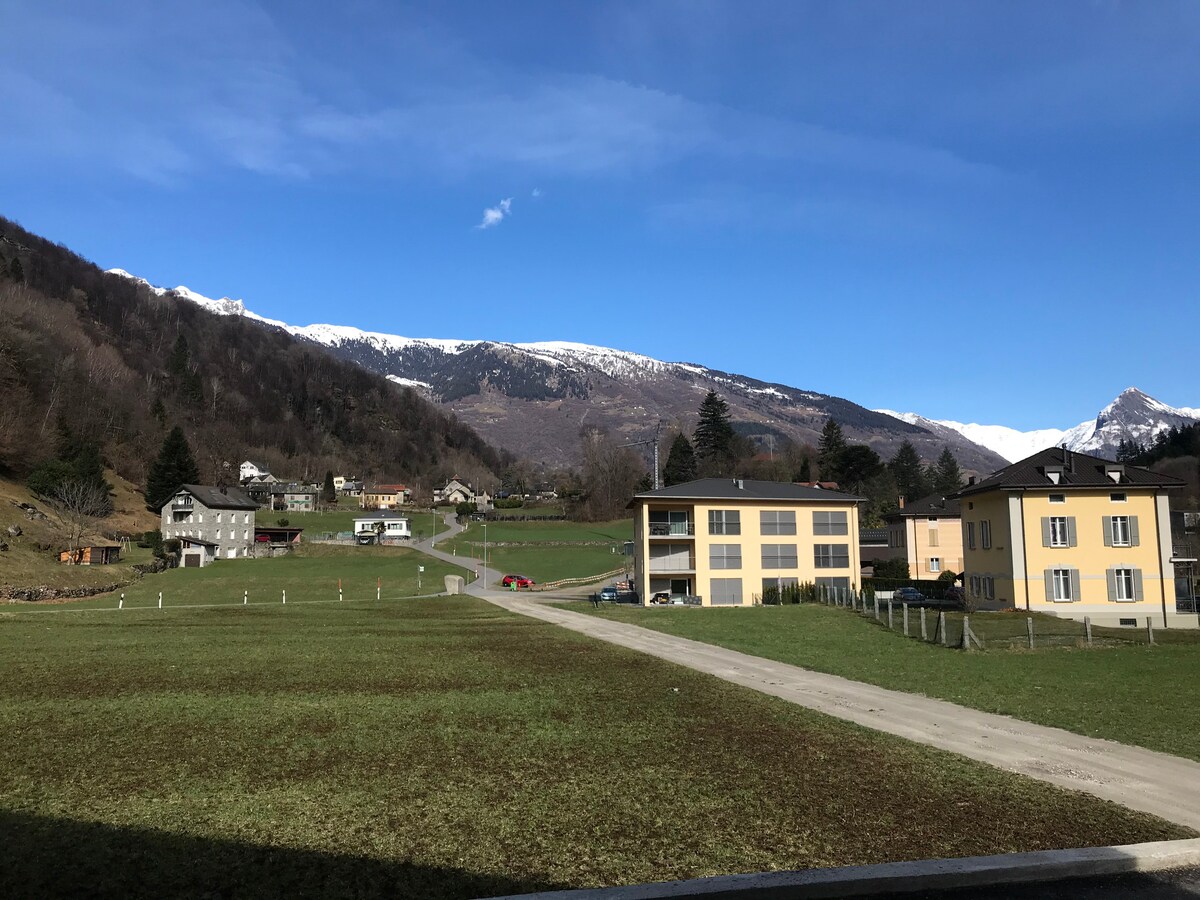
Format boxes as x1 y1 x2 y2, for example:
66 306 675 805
501 574 535 589
598 586 620 601
650 591 672 604
943 585 966 608
892 587 926 603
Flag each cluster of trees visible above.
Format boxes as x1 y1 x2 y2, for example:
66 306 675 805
0 216 509 528
1121 424 1200 509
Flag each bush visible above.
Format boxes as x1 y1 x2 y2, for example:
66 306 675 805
276 518 289 527
937 569 958 583
872 558 910 580
493 497 524 509
455 501 477 517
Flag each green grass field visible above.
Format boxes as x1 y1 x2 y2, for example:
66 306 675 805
444 518 632 584
567 602 1200 761
0 592 1188 899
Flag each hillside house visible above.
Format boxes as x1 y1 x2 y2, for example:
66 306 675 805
630 478 863 606
361 484 410 509
239 460 271 482
353 513 412 541
434 478 488 506
161 484 258 565
58 543 121 566
957 447 1189 628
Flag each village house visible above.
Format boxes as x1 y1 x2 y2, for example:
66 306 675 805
360 483 410 509
957 447 1188 628
58 543 121 566
433 478 489 506
629 477 862 606
160 484 258 566
239 460 272 482
353 512 412 542
881 494 964 579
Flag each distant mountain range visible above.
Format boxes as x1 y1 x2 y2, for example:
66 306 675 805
106 270 1197 473
880 388 1200 463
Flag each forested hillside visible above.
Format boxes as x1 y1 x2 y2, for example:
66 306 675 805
1127 424 1200 509
0 217 508 495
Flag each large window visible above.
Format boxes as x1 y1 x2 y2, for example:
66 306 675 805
812 510 848 535
1048 516 1070 547
980 520 992 549
929 557 941 573
814 544 849 568
760 510 797 535
761 544 798 569
1110 515 1130 547
1046 567 1078 602
710 578 743 606
1108 567 1141 602
966 522 976 551
762 576 799 594
708 510 741 536
709 544 742 570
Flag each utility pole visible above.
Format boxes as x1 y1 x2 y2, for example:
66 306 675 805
622 422 665 490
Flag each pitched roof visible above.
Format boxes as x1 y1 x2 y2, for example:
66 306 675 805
955 447 1185 497
177 484 260 510
632 477 862 503
859 528 889 544
882 494 962 521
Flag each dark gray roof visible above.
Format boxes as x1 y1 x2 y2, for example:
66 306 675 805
882 494 962 521
354 512 410 520
859 528 889 544
955 447 1185 497
177 484 260 510
180 536 219 547
633 478 862 503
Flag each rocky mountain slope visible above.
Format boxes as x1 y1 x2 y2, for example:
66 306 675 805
881 388 1200 463
107 269 1010 473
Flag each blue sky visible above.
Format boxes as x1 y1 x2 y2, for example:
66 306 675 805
2 1 1198 429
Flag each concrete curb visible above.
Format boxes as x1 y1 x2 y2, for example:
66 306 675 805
486 838 1200 900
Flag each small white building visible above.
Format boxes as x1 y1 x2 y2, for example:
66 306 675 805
353 513 412 541
239 460 271 482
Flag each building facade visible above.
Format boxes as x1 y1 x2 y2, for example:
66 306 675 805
361 484 410 509
882 494 963 579
957 447 1188 628
630 478 862 606
353 513 412 540
161 484 258 564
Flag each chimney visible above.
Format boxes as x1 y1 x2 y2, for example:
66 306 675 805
735 479 744 490
1062 444 1074 472
898 495 905 509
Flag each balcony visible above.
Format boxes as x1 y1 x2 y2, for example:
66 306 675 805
649 555 696 574
648 521 695 538
172 499 194 509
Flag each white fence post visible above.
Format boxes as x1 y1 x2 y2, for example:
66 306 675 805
282 590 286 605
243 590 248 606
119 593 124 610
158 592 162 610
1026 617 1034 650
920 607 928 641
1084 616 1093 646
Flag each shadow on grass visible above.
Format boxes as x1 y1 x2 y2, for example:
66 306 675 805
0 809 565 899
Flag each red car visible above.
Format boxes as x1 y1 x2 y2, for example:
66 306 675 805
501 574 535 589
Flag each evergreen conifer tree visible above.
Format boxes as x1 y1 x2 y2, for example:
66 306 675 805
693 391 736 477
817 419 848 483
145 426 201 511
797 456 812 482
888 440 929 502
663 433 698 486
322 470 337 505
931 447 964 495
7 257 24 283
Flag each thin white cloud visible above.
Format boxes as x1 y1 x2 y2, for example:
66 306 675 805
476 197 513 229
531 187 542 197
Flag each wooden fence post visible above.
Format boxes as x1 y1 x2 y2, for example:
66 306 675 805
1147 617 1155 646
903 603 910 636
874 596 880 621
961 615 972 651
1026 617 1035 650
938 611 947 646
1084 616 1092 646
920 607 928 641
887 600 894 630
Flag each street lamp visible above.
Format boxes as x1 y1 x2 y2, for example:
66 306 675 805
482 522 488 582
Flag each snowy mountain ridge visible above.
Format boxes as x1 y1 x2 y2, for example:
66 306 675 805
879 387 1200 463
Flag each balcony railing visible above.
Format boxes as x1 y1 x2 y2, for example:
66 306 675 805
649 557 697 573
172 499 193 509
648 522 695 537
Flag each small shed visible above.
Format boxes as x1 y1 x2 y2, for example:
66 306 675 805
58 544 121 566
180 537 219 568
353 513 412 541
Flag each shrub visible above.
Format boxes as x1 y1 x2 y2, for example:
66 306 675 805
493 497 524 509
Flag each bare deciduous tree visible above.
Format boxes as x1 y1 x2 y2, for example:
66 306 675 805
48 480 112 557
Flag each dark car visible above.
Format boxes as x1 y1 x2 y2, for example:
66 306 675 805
891 587 926 603
942 585 966 608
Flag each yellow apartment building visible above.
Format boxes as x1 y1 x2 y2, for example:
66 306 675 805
957 447 1189 628
630 478 862 606
881 494 964 579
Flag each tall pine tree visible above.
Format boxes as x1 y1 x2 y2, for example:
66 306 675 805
931 447 964 496
322 470 337 505
663 433 698 486
888 440 929 503
693 391 736 477
817 419 848 484
145 425 201 511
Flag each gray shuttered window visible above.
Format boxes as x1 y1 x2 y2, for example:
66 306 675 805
1129 515 1140 547
1107 567 1144 602
1103 516 1113 547
1045 567 1080 602
1041 517 1051 547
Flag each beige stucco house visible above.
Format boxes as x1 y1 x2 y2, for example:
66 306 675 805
881 494 964 579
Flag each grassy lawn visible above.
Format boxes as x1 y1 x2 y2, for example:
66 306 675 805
275 506 448 541
12 544 470 611
0 595 1189 899
444 518 632 583
566 602 1200 761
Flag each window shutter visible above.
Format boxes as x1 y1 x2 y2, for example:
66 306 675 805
1102 516 1113 547
1106 568 1117 601
1129 515 1140 547
1133 569 1144 601
1044 569 1055 602
1067 517 1077 547
1041 517 1051 547
1070 569 1081 602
